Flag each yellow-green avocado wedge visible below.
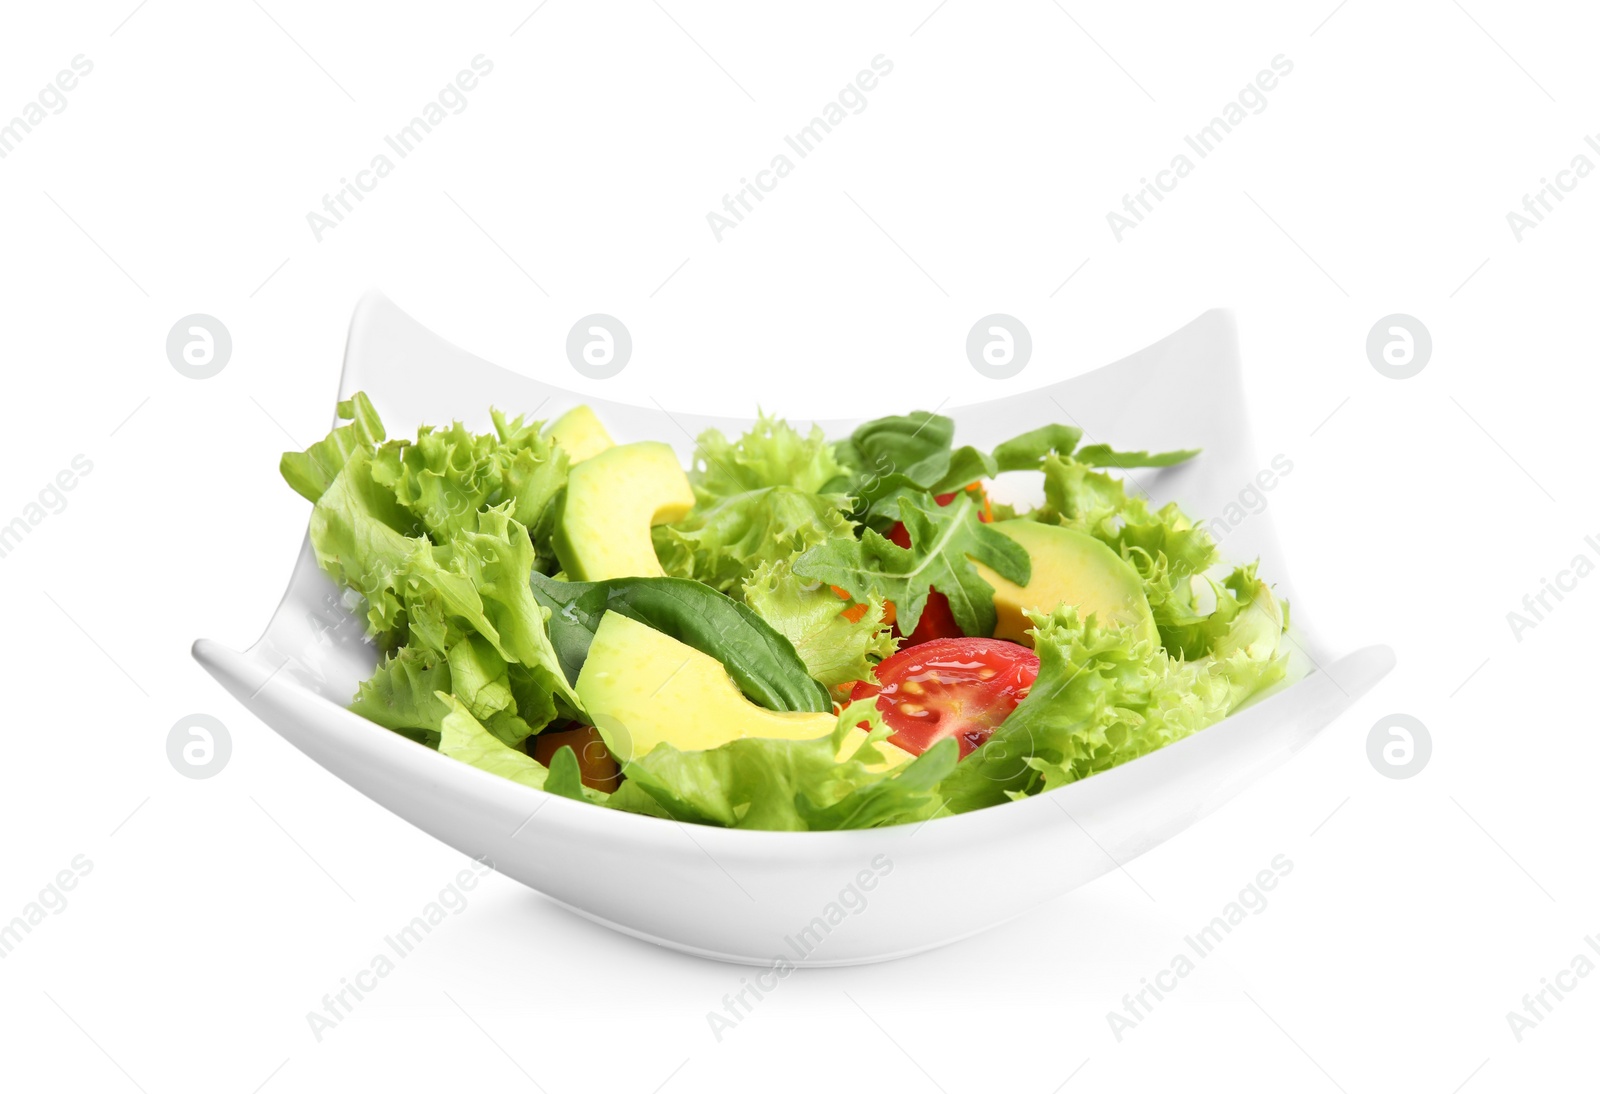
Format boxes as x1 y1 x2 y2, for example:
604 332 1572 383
576 612 912 770
552 441 694 581
970 520 1158 647
543 405 614 463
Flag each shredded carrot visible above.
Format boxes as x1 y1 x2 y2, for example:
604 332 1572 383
841 602 869 624
964 481 994 522
830 584 852 601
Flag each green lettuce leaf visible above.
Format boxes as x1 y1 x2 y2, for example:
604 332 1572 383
655 489 853 596
436 694 610 804
307 446 419 640
792 492 1030 635
370 413 567 543
741 554 895 691
655 416 854 595
610 700 954 830
937 578 1288 814
350 646 452 746
280 393 387 503
398 506 579 717
285 399 579 754
1034 453 1219 656
437 694 552 791
696 414 848 495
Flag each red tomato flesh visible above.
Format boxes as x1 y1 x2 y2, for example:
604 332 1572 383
850 637 1040 758
897 590 963 645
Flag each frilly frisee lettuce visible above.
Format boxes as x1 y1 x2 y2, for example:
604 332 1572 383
938 572 1288 814
653 415 855 595
371 410 569 542
1032 452 1228 657
740 552 896 692
284 396 1291 832
290 399 575 751
340 503 576 749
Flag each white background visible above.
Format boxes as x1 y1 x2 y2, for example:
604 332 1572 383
1 1 1592 1091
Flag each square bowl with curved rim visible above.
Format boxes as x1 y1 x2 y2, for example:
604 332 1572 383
193 293 1393 966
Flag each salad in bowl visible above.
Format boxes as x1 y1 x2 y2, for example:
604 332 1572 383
281 393 1292 831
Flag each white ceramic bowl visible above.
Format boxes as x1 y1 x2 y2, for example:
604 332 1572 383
194 294 1393 966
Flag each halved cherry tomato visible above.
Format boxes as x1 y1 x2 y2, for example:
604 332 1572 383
849 636 1039 758
529 725 622 792
882 483 992 643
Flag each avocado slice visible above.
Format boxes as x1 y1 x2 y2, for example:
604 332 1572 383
528 572 832 712
576 611 911 769
552 442 694 581
970 520 1158 646
544 405 614 463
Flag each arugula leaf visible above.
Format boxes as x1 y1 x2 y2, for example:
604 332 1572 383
991 423 1084 472
541 745 594 802
792 493 1030 635
527 572 831 713
990 422 1197 472
928 445 999 494
842 471 936 529
1075 444 1201 468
